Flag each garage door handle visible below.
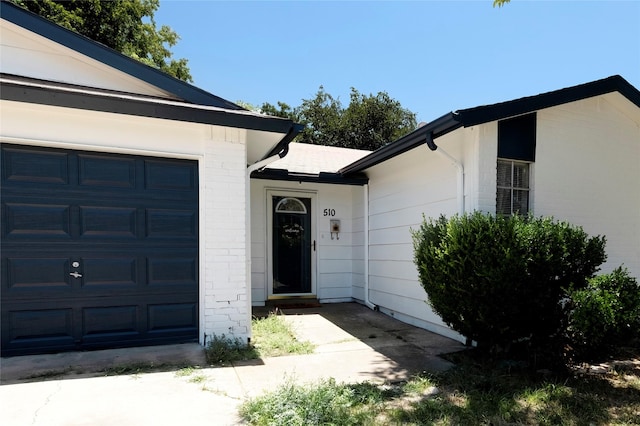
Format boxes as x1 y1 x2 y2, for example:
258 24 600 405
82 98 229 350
69 272 83 278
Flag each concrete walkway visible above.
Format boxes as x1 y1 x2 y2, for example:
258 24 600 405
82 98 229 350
0 303 464 425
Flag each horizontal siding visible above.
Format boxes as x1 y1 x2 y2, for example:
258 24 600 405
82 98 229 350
364 130 472 336
369 243 414 262
250 180 365 303
369 259 418 282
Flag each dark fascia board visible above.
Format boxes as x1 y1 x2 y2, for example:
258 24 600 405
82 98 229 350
251 168 369 186
340 75 639 175
338 112 463 175
265 123 306 158
1 0 241 109
456 75 640 126
0 76 297 134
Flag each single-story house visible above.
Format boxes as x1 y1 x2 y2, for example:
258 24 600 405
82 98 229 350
251 75 640 342
2 2 639 356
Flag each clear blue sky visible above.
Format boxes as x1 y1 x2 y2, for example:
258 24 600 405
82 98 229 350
155 1 640 123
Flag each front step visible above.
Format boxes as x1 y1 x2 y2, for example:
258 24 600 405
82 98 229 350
264 298 321 310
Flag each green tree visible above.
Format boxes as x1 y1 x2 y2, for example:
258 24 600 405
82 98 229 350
341 89 416 151
260 86 416 150
11 0 192 82
260 101 299 121
493 0 510 7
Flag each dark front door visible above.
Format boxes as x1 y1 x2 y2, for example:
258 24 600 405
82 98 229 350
272 196 311 294
1 144 199 356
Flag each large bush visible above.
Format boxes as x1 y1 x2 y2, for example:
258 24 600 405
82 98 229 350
412 212 606 358
569 267 640 357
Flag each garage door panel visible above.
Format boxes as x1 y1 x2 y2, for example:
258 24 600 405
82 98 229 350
148 303 197 332
145 159 197 191
5 257 72 290
79 206 137 238
1 144 199 356
78 154 136 188
6 308 75 348
4 203 71 238
82 257 138 288
2 146 70 185
82 305 139 338
147 257 197 286
146 208 197 238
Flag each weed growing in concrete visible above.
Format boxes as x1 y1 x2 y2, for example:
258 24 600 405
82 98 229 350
175 366 197 377
252 313 315 357
205 334 258 365
188 374 207 384
204 314 314 365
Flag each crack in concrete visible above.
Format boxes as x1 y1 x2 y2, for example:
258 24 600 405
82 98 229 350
31 381 62 426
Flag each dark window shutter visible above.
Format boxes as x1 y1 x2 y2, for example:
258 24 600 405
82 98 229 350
498 113 536 161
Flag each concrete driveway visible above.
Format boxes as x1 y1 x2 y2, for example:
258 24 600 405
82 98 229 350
0 302 464 425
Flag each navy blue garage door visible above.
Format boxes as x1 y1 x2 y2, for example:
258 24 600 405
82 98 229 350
1 144 199 356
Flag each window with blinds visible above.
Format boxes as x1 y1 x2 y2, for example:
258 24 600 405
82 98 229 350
497 159 530 215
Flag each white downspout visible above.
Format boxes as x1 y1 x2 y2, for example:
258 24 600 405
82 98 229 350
363 183 376 309
426 133 464 215
245 153 284 341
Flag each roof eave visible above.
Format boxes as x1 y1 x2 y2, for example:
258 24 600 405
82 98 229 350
0 77 295 133
0 1 242 109
338 112 462 175
263 123 305 159
339 75 640 176
252 168 369 186
457 75 640 126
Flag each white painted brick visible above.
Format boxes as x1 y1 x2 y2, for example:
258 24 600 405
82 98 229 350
200 135 251 343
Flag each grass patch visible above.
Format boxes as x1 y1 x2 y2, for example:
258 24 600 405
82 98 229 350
239 348 640 425
175 366 198 377
205 312 315 365
252 313 315 357
101 362 165 376
188 374 207 384
22 368 73 381
205 334 259 365
240 378 391 425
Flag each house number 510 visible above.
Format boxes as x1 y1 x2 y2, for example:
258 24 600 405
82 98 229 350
323 208 336 217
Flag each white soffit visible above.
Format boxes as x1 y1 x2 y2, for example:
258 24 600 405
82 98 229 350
1 19 178 99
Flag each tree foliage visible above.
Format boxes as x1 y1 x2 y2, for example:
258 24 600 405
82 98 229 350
259 86 417 151
493 0 510 7
11 0 192 82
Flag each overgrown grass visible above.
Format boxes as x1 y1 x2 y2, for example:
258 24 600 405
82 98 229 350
240 378 394 426
252 312 315 357
239 348 640 425
101 362 178 376
205 334 259 365
205 312 314 365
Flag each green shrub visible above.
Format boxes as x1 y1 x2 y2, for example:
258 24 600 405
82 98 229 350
412 212 606 362
569 267 640 358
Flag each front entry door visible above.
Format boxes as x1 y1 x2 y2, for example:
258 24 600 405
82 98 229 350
272 196 312 294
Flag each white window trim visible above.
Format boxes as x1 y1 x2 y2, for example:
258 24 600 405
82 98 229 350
497 158 533 216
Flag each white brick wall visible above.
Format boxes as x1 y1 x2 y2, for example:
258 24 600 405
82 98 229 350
534 96 640 278
201 127 251 340
475 122 499 213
